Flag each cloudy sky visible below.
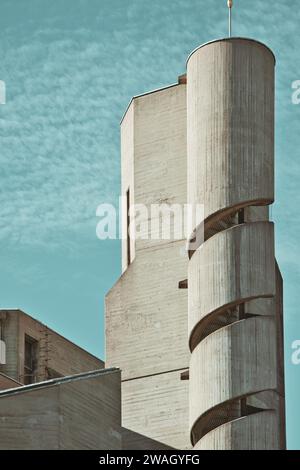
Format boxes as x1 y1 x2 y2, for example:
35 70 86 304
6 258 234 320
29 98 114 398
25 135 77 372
0 0 299 448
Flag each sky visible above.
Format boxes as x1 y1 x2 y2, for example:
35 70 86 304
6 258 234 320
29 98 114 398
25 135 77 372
0 0 299 449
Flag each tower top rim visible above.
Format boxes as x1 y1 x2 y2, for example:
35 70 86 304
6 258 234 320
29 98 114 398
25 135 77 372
186 37 276 68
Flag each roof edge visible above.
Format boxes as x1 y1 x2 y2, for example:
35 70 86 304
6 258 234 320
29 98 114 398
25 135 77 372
0 368 120 397
186 37 276 67
120 82 180 125
0 309 103 364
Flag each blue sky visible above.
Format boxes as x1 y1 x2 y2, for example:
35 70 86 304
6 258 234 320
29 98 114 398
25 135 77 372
0 0 299 449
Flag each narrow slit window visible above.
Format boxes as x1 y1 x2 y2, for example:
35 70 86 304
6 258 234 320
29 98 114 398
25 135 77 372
238 208 245 224
126 188 131 266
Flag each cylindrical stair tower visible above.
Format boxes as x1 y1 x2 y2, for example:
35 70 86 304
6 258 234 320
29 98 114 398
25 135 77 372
186 38 285 450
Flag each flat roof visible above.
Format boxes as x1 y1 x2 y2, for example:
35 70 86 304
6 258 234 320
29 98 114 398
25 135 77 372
120 82 180 125
0 368 119 398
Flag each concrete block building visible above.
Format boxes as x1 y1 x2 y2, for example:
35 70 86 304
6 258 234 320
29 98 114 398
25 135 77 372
0 369 121 450
186 39 285 450
105 78 190 449
106 37 286 450
0 310 123 449
0 309 103 385
0 37 286 450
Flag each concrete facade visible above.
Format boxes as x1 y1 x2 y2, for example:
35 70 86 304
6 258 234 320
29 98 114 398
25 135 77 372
186 38 285 450
187 39 274 235
106 37 285 450
0 37 286 450
0 369 121 450
106 81 191 449
194 411 279 450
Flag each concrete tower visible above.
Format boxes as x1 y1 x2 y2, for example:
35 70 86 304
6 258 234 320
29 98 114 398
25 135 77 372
187 38 285 450
106 37 286 450
106 80 191 449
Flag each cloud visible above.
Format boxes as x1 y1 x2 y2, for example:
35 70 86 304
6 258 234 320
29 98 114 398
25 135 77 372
0 1 299 417
0 0 299 288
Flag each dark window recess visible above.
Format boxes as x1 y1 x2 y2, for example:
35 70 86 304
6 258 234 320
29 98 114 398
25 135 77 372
24 336 38 385
239 303 246 320
126 188 131 266
238 208 245 224
180 369 190 381
178 279 188 289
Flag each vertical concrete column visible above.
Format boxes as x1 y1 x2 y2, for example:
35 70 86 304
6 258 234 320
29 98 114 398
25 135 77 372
186 38 285 449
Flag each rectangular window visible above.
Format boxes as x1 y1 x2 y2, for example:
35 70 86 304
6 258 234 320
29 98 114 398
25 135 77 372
126 188 131 266
24 335 38 385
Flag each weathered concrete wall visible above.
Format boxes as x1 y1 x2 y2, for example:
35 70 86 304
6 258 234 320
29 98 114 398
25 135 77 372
275 263 286 449
59 370 121 450
106 241 188 379
133 85 187 252
190 317 277 437
122 428 174 450
122 371 190 450
188 222 275 350
0 384 61 449
106 82 190 449
194 411 279 450
187 38 275 230
0 369 121 450
186 38 285 449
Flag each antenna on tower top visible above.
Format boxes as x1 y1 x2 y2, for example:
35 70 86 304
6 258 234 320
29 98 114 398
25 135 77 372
227 0 233 37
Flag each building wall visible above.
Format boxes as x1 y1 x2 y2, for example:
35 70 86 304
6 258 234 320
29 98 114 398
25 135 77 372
106 241 188 379
187 38 274 229
121 101 135 272
0 369 121 450
122 428 174 450
0 384 61 449
194 411 279 450
0 311 19 381
0 310 103 384
186 38 285 450
0 373 21 391
122 370 189 449
59 370 121 450
106 81 191 449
